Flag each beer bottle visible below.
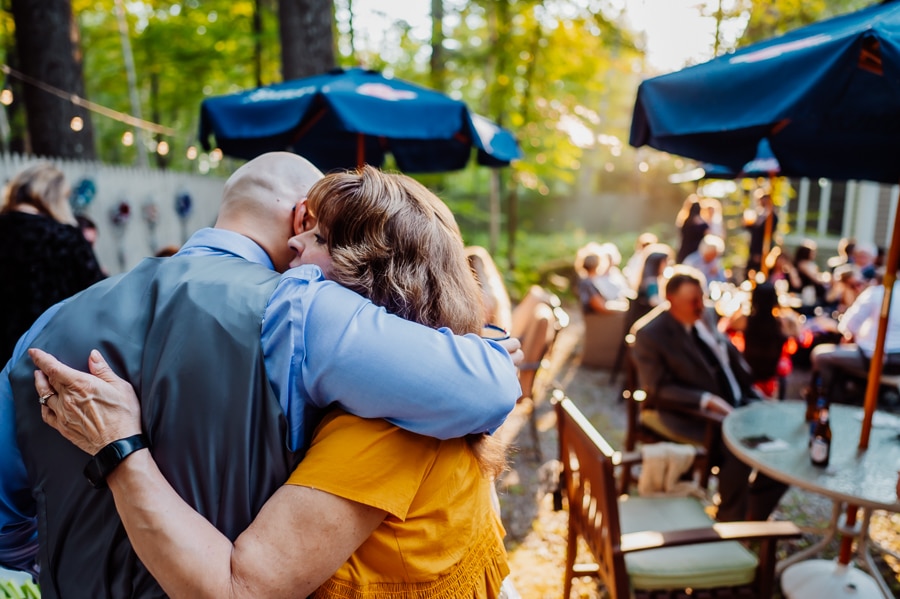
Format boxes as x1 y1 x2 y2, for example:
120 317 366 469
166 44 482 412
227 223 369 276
809 397 826 447
806 377 824 422
810 406 832 467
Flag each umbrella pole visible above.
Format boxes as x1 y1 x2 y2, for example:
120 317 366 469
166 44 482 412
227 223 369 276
357 133 365 169
834 186 900 567
858 187 900 450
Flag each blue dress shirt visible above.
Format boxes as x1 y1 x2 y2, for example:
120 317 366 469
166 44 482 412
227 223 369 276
0 227 520 573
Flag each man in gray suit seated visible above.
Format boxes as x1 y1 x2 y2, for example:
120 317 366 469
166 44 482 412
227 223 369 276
632 269 787 521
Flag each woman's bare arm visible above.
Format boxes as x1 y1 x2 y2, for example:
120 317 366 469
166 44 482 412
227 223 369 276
31 348 385 599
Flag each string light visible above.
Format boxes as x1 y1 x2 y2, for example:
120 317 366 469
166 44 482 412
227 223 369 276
186 146 198 160
122 131 134 146
156 140 169 156
1 64 176 136
70 116 84 131
0 89 12 106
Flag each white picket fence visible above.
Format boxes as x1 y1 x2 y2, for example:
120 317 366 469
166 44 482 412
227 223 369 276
0 153 226 274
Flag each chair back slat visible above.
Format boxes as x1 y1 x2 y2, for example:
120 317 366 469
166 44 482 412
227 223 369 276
555 397 629 598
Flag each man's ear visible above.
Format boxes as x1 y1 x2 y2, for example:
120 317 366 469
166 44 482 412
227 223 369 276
292 200 308 235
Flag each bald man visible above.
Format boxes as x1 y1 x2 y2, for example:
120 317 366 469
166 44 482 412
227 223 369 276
0 153 520 597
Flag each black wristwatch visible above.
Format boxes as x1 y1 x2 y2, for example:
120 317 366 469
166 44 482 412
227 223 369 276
83 434 149 489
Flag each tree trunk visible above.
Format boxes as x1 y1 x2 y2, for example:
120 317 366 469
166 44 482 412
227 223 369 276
430 0 445 92
279 0 336 81
10 0 95 159
254 0 264 87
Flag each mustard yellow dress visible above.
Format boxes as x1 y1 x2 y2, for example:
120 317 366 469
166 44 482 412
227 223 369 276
285 410 510 598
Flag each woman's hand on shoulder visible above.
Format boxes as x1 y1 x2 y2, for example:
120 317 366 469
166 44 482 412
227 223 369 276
30 348 142 455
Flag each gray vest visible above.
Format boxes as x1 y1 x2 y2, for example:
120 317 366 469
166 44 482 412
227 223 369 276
10 254 297 598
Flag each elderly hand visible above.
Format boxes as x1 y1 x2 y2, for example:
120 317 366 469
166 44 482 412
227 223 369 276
30 348 142 456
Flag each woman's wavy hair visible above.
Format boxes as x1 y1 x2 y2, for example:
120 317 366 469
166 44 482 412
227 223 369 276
1 163 75 225
306 166 506 476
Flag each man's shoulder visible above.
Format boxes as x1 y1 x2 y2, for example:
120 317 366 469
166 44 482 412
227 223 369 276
633 306 672 339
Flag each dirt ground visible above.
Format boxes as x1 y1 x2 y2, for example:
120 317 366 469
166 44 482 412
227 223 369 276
495 304 900 599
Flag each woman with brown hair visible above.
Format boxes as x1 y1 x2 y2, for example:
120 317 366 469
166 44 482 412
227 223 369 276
0 163 104 364
32 166 513 598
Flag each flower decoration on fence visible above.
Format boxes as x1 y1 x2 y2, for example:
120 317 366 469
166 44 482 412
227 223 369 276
110 200 131 228
71 177 97 213
142 201 159 226
175 191 192 219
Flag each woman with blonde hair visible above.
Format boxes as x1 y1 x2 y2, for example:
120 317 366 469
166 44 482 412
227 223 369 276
0 162 104 363
32 166 513 598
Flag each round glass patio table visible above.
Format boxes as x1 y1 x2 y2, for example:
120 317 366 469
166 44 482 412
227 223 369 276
722 400 900 598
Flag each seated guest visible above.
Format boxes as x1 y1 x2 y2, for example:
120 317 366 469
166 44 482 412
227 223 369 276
810 273 900 400
466 245 512 331
634 244 673 312
827 237 855 273
851 241 879 284
682 235 727 284
828 263 867 314
598 242 634 300
631 269 788 521
577 252 627 315
723 282 800 398
765 246 802 291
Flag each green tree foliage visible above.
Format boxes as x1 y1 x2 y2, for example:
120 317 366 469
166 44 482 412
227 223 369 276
71 0 283 169
738 0 875 45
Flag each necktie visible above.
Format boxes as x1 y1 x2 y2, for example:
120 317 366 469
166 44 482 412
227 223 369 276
692 325 737 405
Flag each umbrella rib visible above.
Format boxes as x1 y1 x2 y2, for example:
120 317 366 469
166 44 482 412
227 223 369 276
290 105 328 146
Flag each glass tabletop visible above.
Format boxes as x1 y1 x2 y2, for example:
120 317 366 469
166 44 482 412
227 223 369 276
722 400 900 511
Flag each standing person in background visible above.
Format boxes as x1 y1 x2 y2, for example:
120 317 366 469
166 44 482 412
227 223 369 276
0 163 105 365
744 191 778 278
623 232 659 291
676 199 709 263
700 197 725 240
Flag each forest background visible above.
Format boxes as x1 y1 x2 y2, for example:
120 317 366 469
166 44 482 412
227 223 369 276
0 0 875 297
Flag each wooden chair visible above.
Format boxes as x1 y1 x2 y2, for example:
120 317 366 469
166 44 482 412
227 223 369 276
554 394 800 599
510 286 569 459
581 309 627 370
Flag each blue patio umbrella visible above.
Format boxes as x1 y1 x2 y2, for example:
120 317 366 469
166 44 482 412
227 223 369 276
630 0 900 184
199 67 521 173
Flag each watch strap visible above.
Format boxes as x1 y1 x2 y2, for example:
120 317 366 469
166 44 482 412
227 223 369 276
83 434 149 489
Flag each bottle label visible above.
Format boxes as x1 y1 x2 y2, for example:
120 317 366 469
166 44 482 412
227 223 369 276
811 439 829 463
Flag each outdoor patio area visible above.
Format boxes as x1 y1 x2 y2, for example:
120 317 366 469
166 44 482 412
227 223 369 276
496 302 900 598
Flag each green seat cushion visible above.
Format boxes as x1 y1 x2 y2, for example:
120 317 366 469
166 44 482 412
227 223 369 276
619 496 759 590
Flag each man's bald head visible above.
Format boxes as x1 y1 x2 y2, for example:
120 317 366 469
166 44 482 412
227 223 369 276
215 152 323 272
